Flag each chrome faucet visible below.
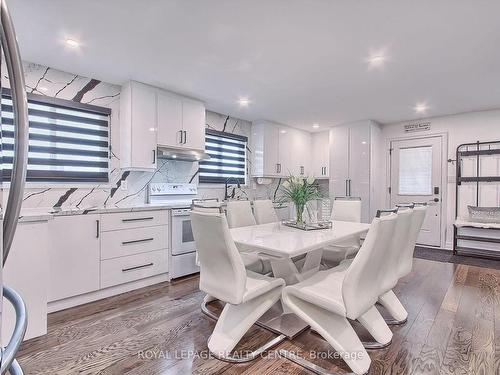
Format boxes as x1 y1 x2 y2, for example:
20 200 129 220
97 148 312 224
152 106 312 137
224 177 241 201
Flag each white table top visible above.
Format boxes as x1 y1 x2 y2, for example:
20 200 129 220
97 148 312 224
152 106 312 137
230 220 370 258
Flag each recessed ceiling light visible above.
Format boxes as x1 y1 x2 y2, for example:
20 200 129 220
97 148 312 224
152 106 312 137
238 97 250 106
414 102 429 114
367 49 388 68
280 130 287 134
65 38 80 48
312 123 320 129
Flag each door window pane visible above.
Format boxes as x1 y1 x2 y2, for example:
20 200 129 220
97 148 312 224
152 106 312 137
399 146 432 195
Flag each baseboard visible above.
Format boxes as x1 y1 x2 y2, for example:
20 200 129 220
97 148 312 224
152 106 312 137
48 273 170 313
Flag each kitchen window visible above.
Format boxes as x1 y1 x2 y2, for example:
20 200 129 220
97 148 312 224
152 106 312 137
199 129 247 184
1 89 110 183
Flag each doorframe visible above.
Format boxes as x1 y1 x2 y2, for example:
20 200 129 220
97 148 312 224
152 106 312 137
385 132 449 249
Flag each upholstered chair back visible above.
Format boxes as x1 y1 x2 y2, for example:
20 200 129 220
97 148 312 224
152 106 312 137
226 200 257 228
190 211 247 304
253 200 279 224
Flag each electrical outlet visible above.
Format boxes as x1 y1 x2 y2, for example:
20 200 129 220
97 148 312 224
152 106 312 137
121 180 128 191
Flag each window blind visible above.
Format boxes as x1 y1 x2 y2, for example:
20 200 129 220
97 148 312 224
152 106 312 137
199 129 247 184
1 89 111 183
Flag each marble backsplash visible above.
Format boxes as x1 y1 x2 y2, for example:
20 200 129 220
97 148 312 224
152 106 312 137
2 61 300 211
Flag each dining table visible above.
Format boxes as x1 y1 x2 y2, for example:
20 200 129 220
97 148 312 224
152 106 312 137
227 220 371 339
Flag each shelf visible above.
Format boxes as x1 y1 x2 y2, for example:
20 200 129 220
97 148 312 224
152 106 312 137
456 235 500 244
458 149 500 157
454 246 500 260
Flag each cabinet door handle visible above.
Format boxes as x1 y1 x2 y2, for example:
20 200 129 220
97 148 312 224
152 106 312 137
152 149 156 164
122 216 154 222
96 220 100 238
300 166 304 175
122 263 154 272
122 237 154 245
178 130 183 144
348 179 352 196
183 130 187 144
278 164 282 173
345 180 348 196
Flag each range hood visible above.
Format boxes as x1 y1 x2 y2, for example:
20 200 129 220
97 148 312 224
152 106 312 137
156 146 210 162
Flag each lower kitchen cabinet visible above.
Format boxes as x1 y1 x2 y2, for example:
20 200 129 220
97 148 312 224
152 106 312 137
3 220 49 342
48 215 100 302
100 249 168 289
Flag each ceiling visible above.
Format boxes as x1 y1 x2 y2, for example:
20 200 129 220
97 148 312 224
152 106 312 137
7 0 500 131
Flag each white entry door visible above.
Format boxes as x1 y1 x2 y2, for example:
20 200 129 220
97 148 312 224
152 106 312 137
390 136 443 247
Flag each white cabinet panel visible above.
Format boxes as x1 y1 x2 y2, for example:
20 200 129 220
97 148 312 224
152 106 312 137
278 126 292 176
100 210 168 232
48 215 100 301
312 131 330 178
329 126 350 198
157 90 183 148
3 221 49 342
120 81 158 170
101 249 168 289
182 98 206 150
252 122 280 177
101 225 168 260
290 129 311 177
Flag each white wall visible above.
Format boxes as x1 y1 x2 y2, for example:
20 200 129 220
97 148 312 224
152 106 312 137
381 109 500 249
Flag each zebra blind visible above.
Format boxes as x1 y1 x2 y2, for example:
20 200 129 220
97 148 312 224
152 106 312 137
1 89 110 183
199 129 247 184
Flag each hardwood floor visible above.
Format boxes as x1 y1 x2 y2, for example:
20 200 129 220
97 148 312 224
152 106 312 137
16 258 500 374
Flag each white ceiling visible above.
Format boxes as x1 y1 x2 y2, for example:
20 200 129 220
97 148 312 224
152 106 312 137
7 0 500 131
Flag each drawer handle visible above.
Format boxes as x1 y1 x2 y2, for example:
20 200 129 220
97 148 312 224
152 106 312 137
122 217 154 222
122 263 154 272
122 238 154 245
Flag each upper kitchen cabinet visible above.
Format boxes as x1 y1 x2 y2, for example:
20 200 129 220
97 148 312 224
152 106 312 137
120 81 158 171
121 81 206 171
311 130 330 178
252 120 311 178
157 91 205 151
329 120 382 222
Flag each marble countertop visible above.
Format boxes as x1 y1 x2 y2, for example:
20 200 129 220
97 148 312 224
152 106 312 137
18 202 180 223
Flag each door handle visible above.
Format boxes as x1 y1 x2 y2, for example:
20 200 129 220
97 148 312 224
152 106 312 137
178 130 183 144
183 130 187 144
152 149 156 164
122 263 154 272
348 179 352 196
345 180 348 196
122 237 154 245
433 198 439 202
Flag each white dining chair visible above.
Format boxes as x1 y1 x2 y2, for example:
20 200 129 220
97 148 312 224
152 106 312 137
253 199 279 224
321 197 363 267
190 210 286 361
191 203 266 274
226 200 256 228
282 212 397 374
377 204 427 324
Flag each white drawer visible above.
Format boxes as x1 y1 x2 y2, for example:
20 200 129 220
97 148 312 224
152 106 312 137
100 249 168 289
100 210 168 231
100 226 168 260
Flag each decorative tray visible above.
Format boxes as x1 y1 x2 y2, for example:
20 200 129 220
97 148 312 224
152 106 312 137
282 220 333 231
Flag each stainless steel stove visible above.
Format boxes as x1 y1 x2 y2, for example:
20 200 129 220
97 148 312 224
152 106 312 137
148 183 200 279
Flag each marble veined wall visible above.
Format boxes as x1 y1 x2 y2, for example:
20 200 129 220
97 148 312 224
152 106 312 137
1 61 285 210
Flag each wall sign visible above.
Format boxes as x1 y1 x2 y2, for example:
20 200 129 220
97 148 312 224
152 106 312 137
404 122 431 133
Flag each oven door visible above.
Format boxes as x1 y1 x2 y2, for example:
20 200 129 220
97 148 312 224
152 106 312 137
171 209 196 255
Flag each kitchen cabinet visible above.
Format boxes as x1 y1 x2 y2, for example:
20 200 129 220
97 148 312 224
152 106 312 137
48 215 100 302
157 92 205 151
329 120 382 222
120 81 158 171
312 131 330 178
252 121 311 178
3 220 49 342
121 81 206 171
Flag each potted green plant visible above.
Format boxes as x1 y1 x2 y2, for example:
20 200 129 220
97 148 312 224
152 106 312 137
279 175 322 226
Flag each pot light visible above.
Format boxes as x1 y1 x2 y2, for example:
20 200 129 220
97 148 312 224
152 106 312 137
65 38 80 48
280 130 287 134
238 97 250 106
414 102 429 114
312 123 320 129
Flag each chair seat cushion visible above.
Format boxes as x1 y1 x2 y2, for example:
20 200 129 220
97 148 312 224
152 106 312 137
243 271 285 303
284 262 351 316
